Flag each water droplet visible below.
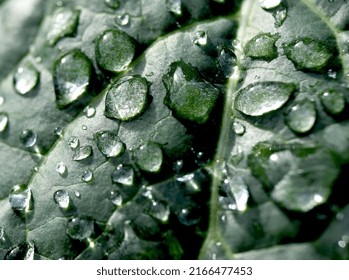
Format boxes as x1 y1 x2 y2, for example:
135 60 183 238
105 0 120 9
68 136 79 150
73 145 93 161
20 129 37 148
166 0 182 16
54 127 63 137
245 33 279 61
177 208 201 226
56 162 67 176
115 14 130 26
53 50 92 108
9 185 31 212
173 159 184 173
284 99 316 133
192 30 207 46
82 125 87 130
67 217 94 240
176 172 201 193
96 29 135 72
327 69 337 79
313 194 323 203
53 190 70 208
221 176 249 212
110 190 122 206
105 75 149 121
13 63 40 95
74 191 81 198
0 96 4 106
0 226 5 242
135 142 163 173
82 169 93 182
273 6 287 27
284 38 332 72
338 240 346 248
163 61 220 124
320 90 345 115
148 200 170 223
46 8 80 46
0 112 9 132
94 131 125 158
5 242 35 260
232 120 245 135
111 164 134 186
83 106 96 118
258 0 281 9
235 82 295 116
217 47 237 78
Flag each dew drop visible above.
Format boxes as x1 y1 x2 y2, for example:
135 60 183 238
96 29 135 73
192 30 207 46
217 47 237 78
105 75 149 121
73 145 93 161
74 191 81 198
0 112 9 132
245 33 279 61
82 169 93 182
67 217 94 240
13 63 40 95
5 242 35 260
232 120 245 135
0 226 4 242
258 0 281 9
104 0 120 9
327 69 337 79
166 0 182 16
148 200 170 223
284 99 316 133
9 185 31 212
110 190 122 206
94 131 125 158
20 129 37 148
56 162 67 176
235 82 295 116
115 14 130 26
83 106 96 118
53 50 92 108
111 164 134 186
273 6 287 27
177 208 201 226
320 90 345 115
0 96 4 106
68 136 79 150
135 142 163 173
82 125 87 130
53 190 70 209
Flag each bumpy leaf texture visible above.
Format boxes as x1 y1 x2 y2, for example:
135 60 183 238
0 0 349 260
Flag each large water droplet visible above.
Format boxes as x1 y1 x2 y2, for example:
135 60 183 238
0 112 9 132
68 136 79 150
166 0 182 16
13 63 40 95
217 47 237 78
83 106 96 118
73 145 93 161
53 50 92 108
20 129 37 148
46 8 80 46
111 164 134 186
56 162 67 176
284 99 316 133
104 0 120 9
53 190 70 209
135 142 163 173
115 14 130 26
232 120 245 135
110 190 122 206
235 82 295 116
105 76 149 121
163 61 220 124
284 38 333 72
82 169 93 182
148 200 170 223
192 30 207 46
320 90 345 115
245 33 279 61
67 217 94 240
9 185 31 212
5 242 35 260
95 131 125 158
258 0 281 9
96 29 135 73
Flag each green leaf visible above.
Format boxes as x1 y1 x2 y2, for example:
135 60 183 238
1 0 349 260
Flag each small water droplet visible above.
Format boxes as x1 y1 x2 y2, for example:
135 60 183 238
96 29 135 72
273 6 287 27
173 159 184 173
177 208 201 226
0 112 9 132
9 185 31 212
68 136 79 150
82 169 93 182
83 106 96 118
313 194 323 203
82 125 87 130
95 131 125 158
135 142 163 173
67 217 94 240
73 145 92 161
232 120 245 135
54 127 63 137
20 129 37 148
217 47 237 78
258 0 281 9
105 75 149 121
245 33 279 61
166 0 182 16
56 162 67 176
13 63 40 95
105 0 120 9
192 30 207 46
327 69 337 79
338 240 346 248
53 190 70 209
110 190 122 206
0 96 4 106
0 226 5 242
284 99 316 133
5 242 35 260
320 90 345 115
111 164 134 186
148 200 170 223
115 14 130 26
